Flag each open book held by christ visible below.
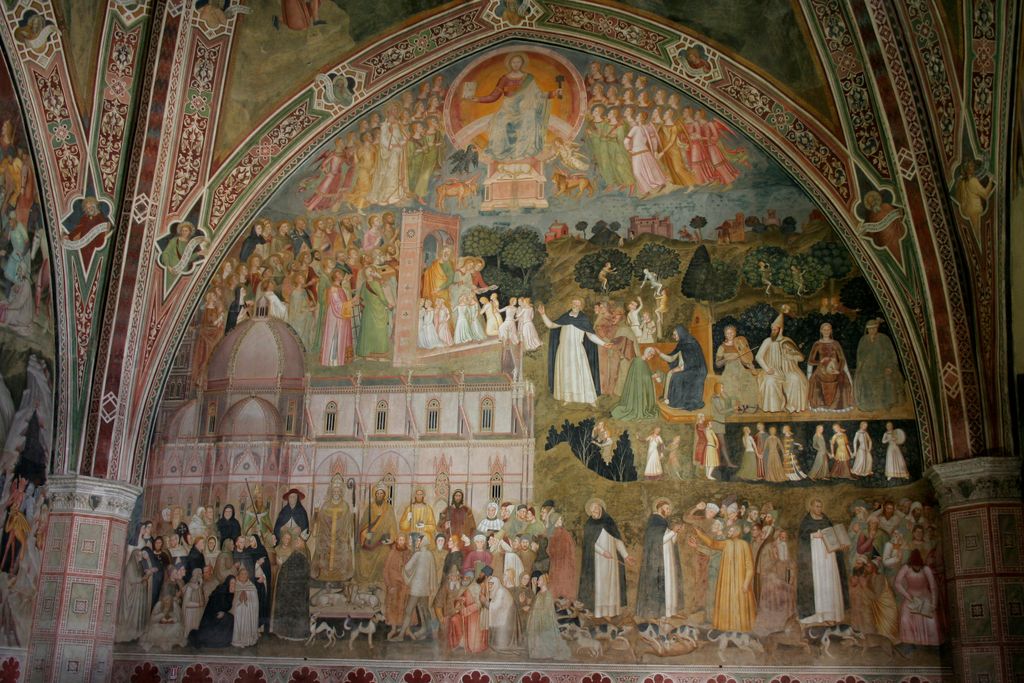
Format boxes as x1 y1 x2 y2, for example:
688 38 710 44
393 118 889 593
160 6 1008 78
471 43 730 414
462 82 477 99
820 523 850 553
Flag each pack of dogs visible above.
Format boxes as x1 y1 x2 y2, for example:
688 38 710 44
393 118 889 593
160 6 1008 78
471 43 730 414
306 612 385 650
302 597 901 660
550 599 901 662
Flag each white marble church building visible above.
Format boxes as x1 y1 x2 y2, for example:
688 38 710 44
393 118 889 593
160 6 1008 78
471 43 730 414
146 311 535 520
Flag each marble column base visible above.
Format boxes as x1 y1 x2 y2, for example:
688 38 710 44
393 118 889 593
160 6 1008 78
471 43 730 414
927 456 1024 681
26 474 140 683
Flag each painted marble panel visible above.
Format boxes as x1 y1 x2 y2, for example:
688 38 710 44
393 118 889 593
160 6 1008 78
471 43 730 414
121 42 942 670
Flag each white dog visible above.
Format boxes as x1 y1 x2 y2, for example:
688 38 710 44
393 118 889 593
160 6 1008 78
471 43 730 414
305 614 338 648
707 629 764 661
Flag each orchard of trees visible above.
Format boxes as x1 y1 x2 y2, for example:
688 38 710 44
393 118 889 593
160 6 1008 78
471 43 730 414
461 224 549 299
740 239 852 300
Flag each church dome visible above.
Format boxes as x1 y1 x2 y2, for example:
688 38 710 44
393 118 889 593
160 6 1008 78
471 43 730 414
206 316 306 389
219 396 282 437
164 399 198 439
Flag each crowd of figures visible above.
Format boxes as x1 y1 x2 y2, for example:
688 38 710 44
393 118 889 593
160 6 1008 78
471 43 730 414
579 60 749 196
193 210 408 376
418 291 542 354
634 419 910 484
116 477 942 660
0 471 48 646
0 119 47 338
572 300 905 417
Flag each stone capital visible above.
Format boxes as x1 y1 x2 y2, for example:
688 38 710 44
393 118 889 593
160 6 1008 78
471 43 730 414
44 474 141 521
926 456 1022 509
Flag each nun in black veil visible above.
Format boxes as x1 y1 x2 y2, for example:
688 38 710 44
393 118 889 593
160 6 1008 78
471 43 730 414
189 576 235 648
217 504 241 544
653 325 707 410
246 535 272 632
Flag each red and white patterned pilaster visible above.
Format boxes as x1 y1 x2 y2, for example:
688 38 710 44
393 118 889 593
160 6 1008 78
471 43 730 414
928 456 1024 682
26 475 140 683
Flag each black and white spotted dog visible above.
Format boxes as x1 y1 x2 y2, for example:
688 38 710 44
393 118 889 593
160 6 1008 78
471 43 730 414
341 612 386 649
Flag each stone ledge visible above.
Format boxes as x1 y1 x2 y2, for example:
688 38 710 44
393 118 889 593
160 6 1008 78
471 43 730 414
45 474 142 521
926 456 1023 509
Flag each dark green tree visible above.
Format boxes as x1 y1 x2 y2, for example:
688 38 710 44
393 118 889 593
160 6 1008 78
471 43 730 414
741 245 788 291
779 253 828 299
634 243 681 281
681 245 738 319
840 276 883 319
738 303 780 349
688 215 708 240
462 224 504 267
499 226 548 291
808 240 853 280
574 249 633 292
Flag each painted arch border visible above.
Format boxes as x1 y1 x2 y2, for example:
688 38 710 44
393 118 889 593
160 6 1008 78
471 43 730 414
125 7 937 484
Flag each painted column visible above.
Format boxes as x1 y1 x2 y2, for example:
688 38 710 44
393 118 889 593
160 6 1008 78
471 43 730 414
927 457 1024 682
26 475 140 683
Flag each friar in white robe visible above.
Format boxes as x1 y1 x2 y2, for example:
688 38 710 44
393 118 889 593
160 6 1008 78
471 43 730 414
755 312 809 412
230 568 260 647
539 299 606 405
797 499 848 624
579 499 632 618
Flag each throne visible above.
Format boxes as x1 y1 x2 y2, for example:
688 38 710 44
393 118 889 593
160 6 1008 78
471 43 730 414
480 158 548 211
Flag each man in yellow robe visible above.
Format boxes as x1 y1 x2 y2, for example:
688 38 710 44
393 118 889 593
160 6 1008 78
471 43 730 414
420 246 454 306
399 489 437 548
357 485 399 584
690 523 756 631
311 474 355 583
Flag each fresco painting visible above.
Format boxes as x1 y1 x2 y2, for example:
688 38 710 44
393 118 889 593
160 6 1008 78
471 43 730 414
118 44 942 667
0 53 54 647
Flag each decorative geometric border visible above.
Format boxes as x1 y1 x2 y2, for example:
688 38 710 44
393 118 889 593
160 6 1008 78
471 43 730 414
109 656 955 683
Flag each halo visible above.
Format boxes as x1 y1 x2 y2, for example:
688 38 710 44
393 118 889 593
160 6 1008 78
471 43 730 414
504 51 529 70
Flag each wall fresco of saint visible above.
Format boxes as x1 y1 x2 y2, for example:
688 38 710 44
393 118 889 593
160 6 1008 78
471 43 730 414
116 43 942 668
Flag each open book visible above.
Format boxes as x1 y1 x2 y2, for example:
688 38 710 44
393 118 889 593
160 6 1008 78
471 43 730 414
907 598 935 618
820 523 851 553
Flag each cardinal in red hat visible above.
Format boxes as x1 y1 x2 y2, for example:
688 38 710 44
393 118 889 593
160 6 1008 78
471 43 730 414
273 488 309 545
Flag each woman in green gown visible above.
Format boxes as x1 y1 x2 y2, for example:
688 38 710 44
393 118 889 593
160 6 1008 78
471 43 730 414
355 267 393 357
603 108 637 191
611 344 659 420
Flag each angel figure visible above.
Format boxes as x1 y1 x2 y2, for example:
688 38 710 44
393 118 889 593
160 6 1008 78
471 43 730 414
551 137 590 171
